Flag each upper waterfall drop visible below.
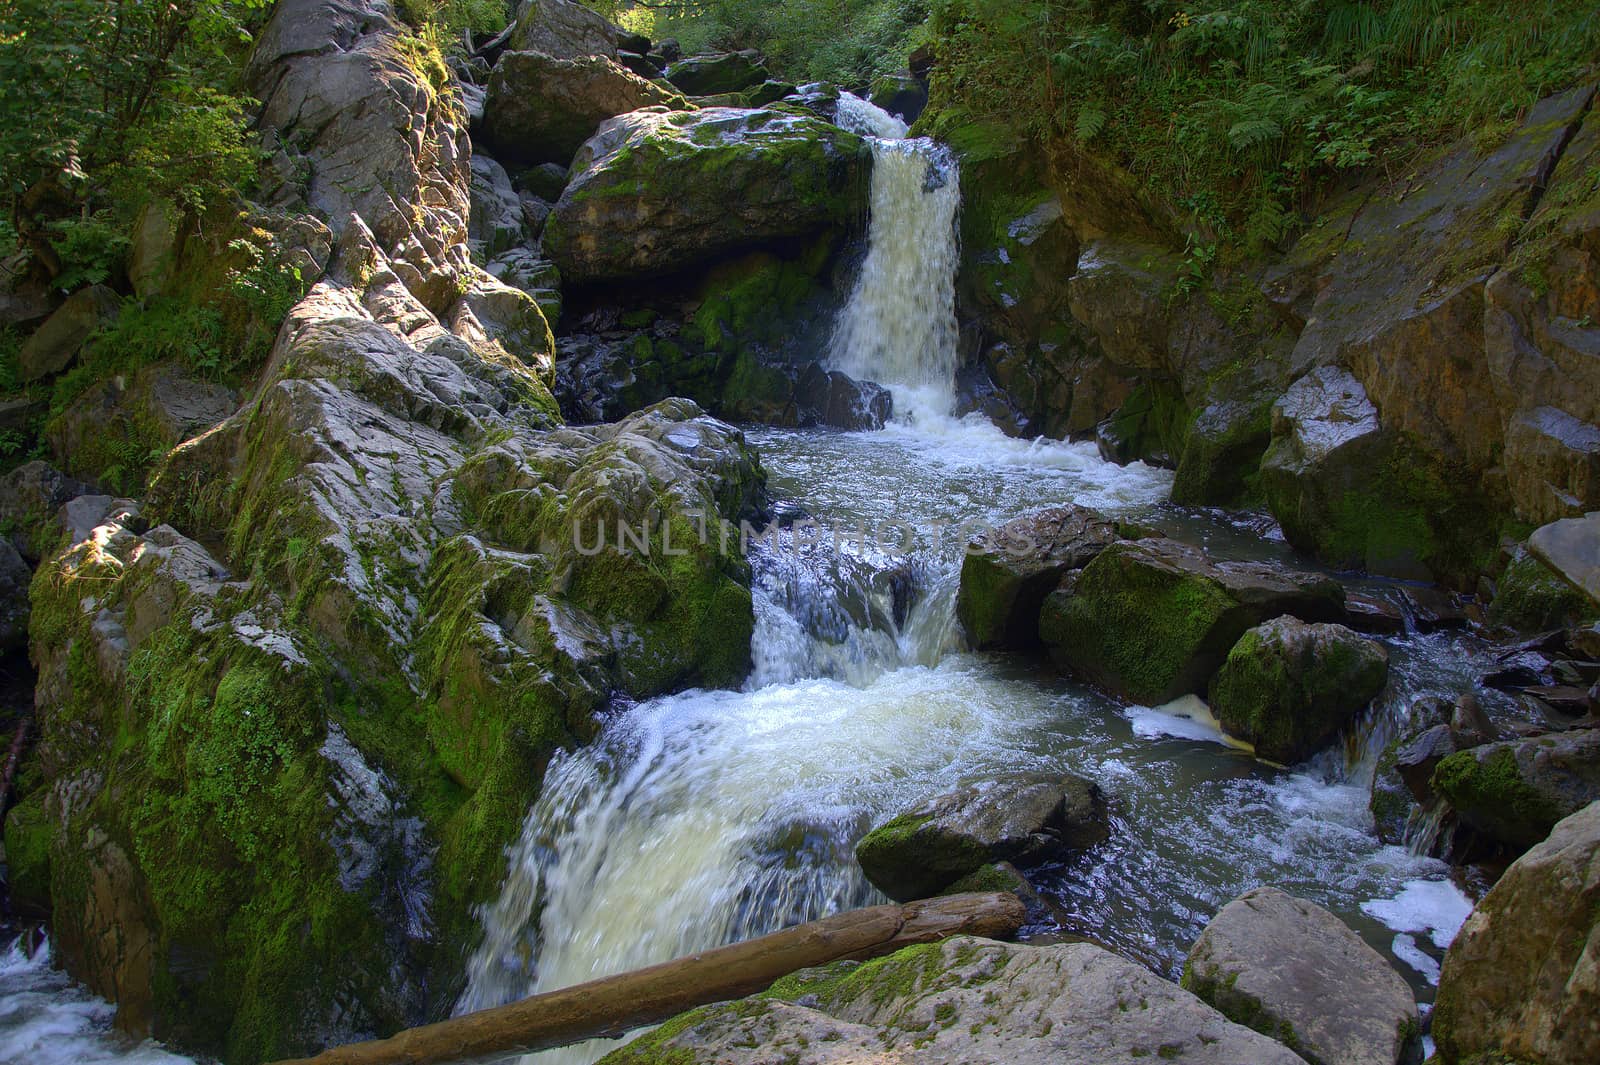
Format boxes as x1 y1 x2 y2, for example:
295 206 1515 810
829 94 961 421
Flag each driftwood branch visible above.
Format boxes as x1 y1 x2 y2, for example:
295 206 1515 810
272 892 1026 1065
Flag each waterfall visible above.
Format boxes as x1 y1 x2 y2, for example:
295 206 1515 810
829 93 961 420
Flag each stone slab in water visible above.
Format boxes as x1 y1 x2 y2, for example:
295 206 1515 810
1184 886 1419 1065
601 936 1307 1065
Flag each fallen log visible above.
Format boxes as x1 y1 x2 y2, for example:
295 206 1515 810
272 891 1026 1065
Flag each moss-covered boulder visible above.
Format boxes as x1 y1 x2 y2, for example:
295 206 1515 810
664 50 768 96
19 215 763 1060
481 50 687 167
1489 546 1596 631
1433 800 1600 1065
855 775 1108 902
955 505 1120 650
602 936 1307 1065
1208 617 1389 764
1430 730 1600 854
1039 538 1345 705
1183 886 1420 1065
545 107 869 283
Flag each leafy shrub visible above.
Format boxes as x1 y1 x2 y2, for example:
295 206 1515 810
920 0 1600 250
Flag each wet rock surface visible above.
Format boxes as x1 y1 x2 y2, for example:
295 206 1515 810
855 775 1109 902
1184 886 1419 1065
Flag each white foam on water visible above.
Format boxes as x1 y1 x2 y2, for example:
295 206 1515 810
1361 878 1476 950
1390 932 1442 985
0 938 195 1065
1124 695 1244 748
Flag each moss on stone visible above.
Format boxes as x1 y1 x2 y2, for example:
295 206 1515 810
1039 542 1239 704
1431 746 1566 848
1489 551 1595 632
3 793 53 912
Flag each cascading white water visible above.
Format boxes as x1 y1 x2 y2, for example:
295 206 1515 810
453 92 1480 1065
828 94 961 420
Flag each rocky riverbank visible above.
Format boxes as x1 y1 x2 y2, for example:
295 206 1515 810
0 1 1598 1063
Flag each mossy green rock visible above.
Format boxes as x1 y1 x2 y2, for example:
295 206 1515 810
855 776 1108 902
23 255 762 1058
545 107 869 282
602 936 1306 1064
954 504 1120 650
1208 616 1389 764
1430 731 1600 853
1489 548 1595 632
1039 538 1345 705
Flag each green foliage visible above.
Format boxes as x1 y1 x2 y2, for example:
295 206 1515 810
0 0 271 281
654 0 931 87
395 0 513 44
45 214 132 292
919 0 1600 249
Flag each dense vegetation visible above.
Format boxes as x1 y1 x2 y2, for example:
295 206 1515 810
0 0 519 474
651 0 1598 249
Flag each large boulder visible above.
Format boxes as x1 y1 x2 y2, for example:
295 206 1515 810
1208 616 1390 763
1528 512 1600 606
869 72 926 123
508 0 619 59
602 937 1308 1065
1039 537 1345 704
664 50 768 96
1432 800 1600 1065
1430 729 1600 853
481 51 685 166
1184 886 1420 1065
16 284 120 381
955 505 1121 650
855 775 1108 902
544 108 869 283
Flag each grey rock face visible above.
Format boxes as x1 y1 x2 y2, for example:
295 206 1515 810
1185 886 1419 1065
602 937 1308 1065
1433 800 1600 1065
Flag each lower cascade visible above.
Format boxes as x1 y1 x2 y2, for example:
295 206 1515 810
451 96 1475 1065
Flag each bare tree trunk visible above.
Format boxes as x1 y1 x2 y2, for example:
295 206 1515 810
272 892 1026 1065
